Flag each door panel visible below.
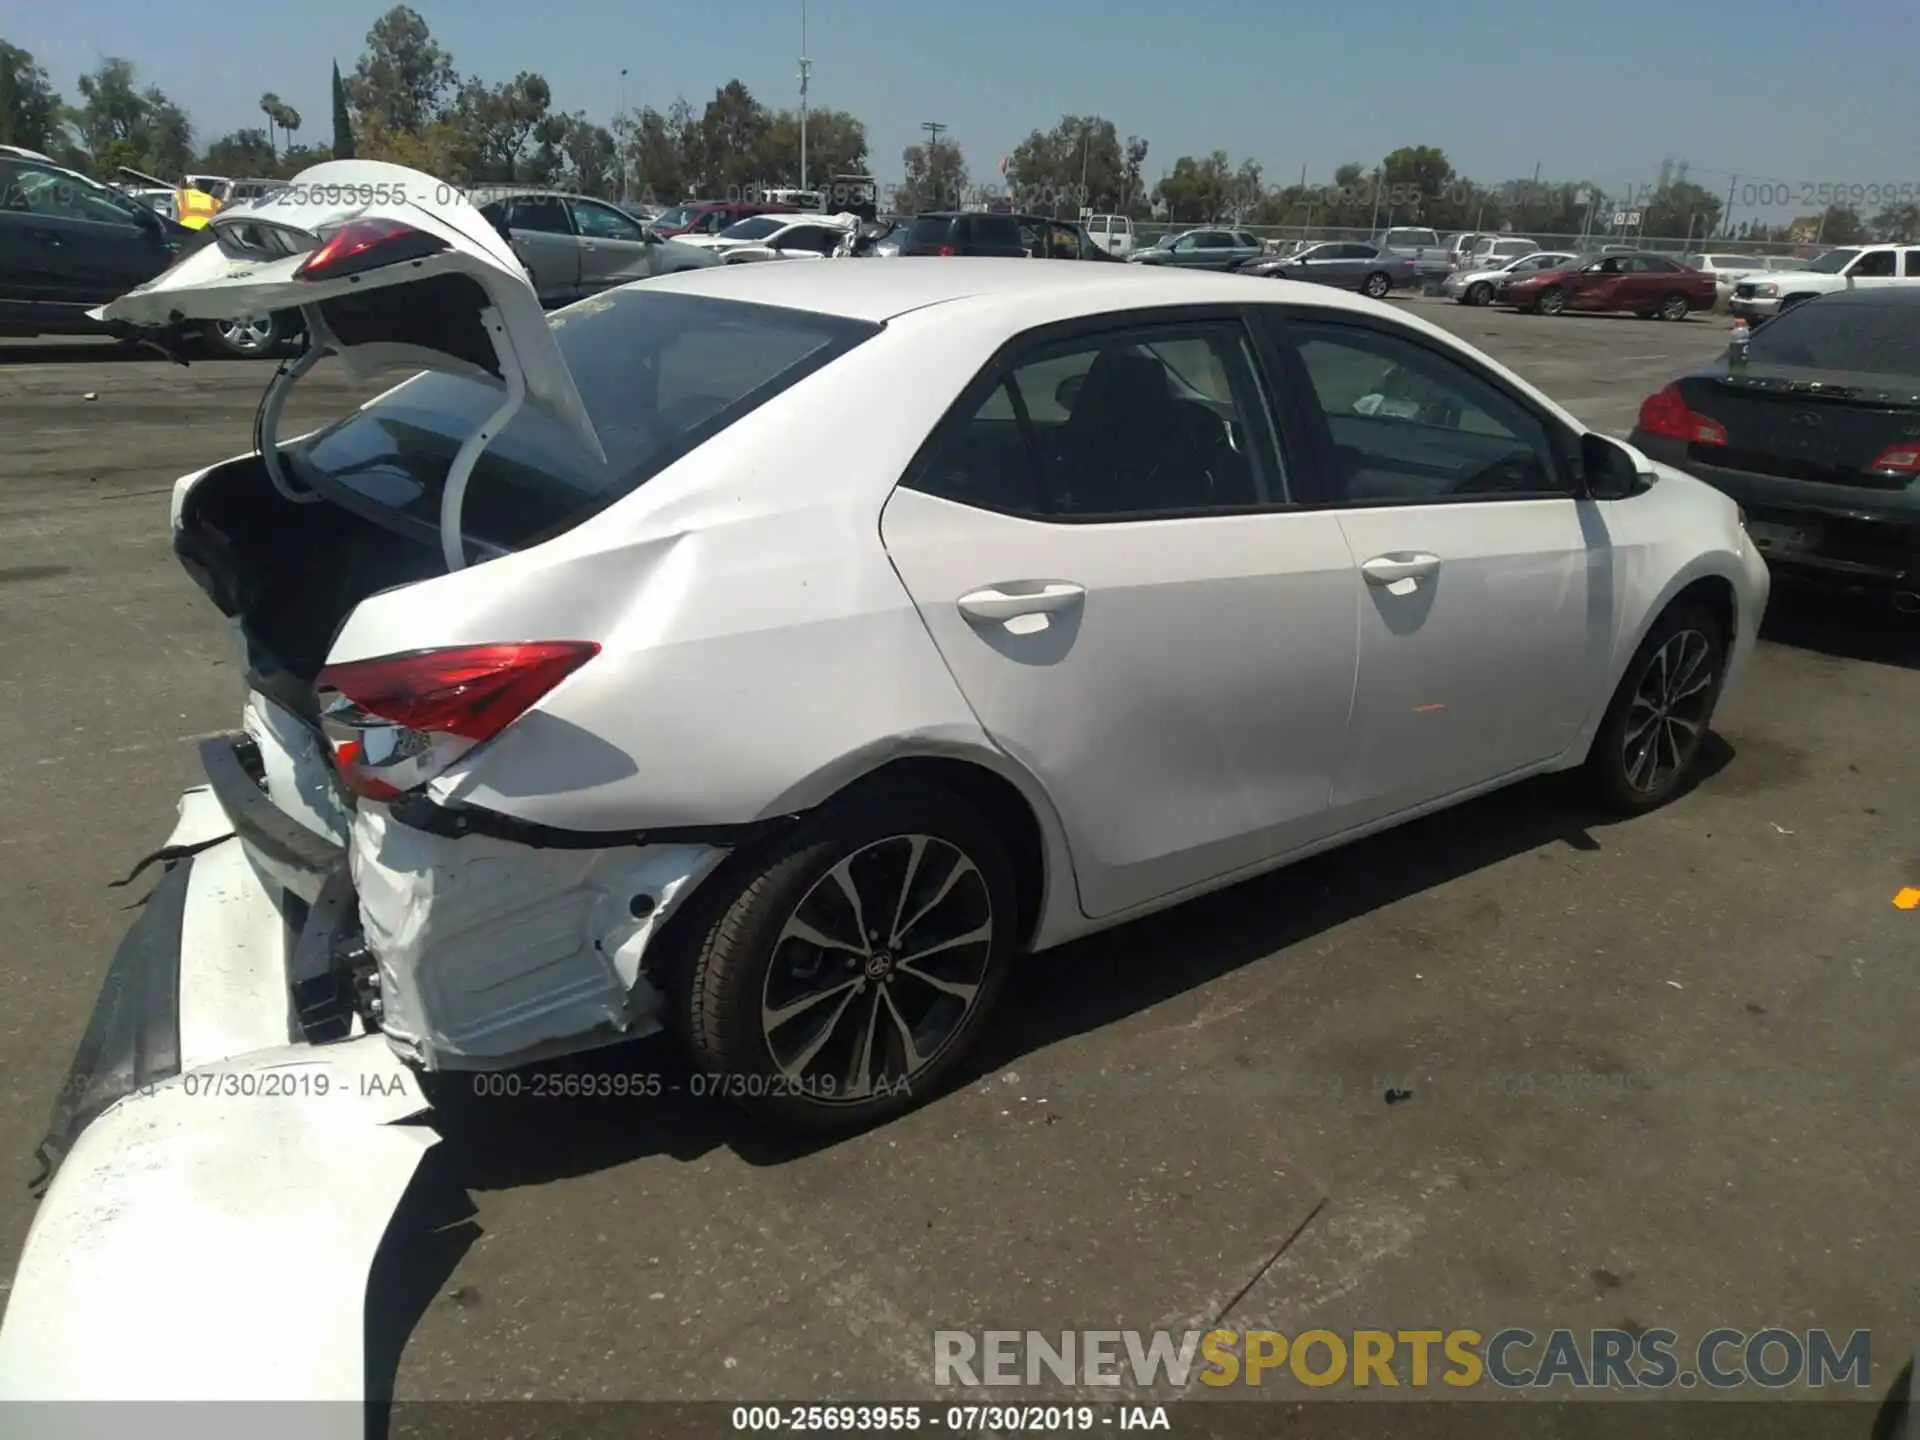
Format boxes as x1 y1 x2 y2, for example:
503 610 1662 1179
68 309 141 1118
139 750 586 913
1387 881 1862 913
1270 313 1617 821
882 490 1359 917
1331 501 1611 820
497 197 581 304
879 316 1361 917
567 199 654 290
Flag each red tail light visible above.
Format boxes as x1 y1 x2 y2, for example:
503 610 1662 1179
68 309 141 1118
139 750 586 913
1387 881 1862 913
316 642 599 801
317 642 600 741
938 244 957 257
294 217 448 280
1868 444 1920 474
1636 384 1727 446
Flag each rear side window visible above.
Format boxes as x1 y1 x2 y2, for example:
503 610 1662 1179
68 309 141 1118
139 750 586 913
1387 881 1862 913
969 215 1023 249
294 293 878 552
505 196 571 234
908 214 956 245
1747 302 1920 376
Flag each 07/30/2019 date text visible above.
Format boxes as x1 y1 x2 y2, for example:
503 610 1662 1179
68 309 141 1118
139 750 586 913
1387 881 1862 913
728 1405 1171 1433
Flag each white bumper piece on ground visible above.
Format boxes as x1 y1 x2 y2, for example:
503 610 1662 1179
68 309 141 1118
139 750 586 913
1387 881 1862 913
0 785 438 1424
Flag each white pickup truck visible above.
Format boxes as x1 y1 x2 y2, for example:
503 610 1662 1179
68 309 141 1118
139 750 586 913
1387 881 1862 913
1728 242 1920 321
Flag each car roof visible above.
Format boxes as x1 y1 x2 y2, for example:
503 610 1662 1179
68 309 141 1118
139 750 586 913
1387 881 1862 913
1813 287 1920 308
633 256 1424 324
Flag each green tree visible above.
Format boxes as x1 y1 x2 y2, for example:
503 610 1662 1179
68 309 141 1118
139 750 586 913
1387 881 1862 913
757 106 868 194
898 135 968 213
202 128 278 175
453 71 561 182
1006 114 1126 215
1378 145 1457 223
347 5 456 135
1814 204 1866 245
694 80 771 194
1153 151 1234 223
330 60 356 158
1 42 63 153
1869 202 1920 242
1640 179 1723 242
73 58 193 178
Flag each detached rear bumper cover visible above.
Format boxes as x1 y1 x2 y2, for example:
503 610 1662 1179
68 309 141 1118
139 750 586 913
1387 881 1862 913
0 783 433 1414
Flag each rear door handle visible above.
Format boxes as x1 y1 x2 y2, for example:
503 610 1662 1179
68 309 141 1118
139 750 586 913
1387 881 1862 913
957 582 1086 622
1361 553 1441 585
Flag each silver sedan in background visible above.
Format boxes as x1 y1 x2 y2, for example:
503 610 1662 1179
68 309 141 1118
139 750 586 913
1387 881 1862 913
1239 241 1415 298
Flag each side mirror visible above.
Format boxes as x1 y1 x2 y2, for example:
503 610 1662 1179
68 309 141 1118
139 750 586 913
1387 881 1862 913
1581 432 1651 500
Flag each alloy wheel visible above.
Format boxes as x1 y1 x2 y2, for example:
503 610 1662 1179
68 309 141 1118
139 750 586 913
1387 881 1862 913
1621 628 1716 794
759 834 994 1104
1364 272 1391 298
1538 288 1566 315
1467 282 1491 306
215 317 276 353
1659 294 1689 321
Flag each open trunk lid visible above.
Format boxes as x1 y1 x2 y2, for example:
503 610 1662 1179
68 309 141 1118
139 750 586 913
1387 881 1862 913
94 158 602 466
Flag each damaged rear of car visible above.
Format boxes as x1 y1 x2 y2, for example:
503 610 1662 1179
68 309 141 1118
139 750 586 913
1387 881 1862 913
1 160 928 1408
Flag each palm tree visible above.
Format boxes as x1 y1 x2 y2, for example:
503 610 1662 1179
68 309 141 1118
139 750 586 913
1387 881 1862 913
259 91 281 156
277 102 301 155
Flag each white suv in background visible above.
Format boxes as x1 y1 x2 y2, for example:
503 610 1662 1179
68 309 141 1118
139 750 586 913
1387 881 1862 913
1729 243 1920 321
1084 214 1135 256
1683 252 1805 305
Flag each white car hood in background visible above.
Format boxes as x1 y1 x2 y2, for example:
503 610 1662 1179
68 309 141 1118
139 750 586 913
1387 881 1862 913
92 158 604 465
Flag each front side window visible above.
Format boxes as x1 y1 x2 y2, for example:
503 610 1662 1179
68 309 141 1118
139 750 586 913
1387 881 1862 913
570 199 646 241
1850 250 1896 277
2 161 144 227
907 322 1282 519
1281 320 1563 505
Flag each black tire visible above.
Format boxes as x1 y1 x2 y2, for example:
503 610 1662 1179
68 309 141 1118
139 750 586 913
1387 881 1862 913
201 313 283 358
1536 286 1567 316
1656 292 1691 321
1465 281 1492 306
1581 601 1726 814
1362 271 1392 299
678 779 1018 1133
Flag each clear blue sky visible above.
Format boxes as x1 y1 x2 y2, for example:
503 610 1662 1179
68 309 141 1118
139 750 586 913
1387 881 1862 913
10 0 1916 215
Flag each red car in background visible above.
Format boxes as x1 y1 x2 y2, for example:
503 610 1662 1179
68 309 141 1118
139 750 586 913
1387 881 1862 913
1498 252 1719 320
648 200 791 238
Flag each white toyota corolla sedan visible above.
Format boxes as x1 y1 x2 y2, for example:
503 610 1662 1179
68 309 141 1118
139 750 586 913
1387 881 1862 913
83 162 1768 1138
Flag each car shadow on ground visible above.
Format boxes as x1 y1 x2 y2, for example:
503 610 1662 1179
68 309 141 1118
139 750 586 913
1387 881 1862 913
416 744 1735 1196
1761 582 1918 671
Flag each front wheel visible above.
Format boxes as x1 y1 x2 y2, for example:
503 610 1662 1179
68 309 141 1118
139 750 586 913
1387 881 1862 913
1535 286 1567 316
1656 293 1691 321
202 314 282 357
1581 602 1726 814
677 780 1018 1133
1465 281 1493 306
1362 271 1392 299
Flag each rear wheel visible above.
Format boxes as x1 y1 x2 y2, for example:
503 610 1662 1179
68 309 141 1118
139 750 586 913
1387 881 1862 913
678 780 1018 1133
1582 602 1726 814
1362 271 1392 299
202 314 282 358
1656 292 1691 321
1535 286 1567 316
1465 281 1493 306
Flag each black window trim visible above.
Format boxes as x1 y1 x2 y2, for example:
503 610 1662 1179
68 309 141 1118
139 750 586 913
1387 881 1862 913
499 194 576 237
1249 304 1589 509
897 304 1304 525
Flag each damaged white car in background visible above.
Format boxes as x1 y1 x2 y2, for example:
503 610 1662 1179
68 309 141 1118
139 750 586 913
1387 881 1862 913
0 157 1770 1413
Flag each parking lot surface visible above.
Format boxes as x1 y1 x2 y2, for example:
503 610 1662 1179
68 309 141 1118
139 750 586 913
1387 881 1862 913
1 300 1915 1413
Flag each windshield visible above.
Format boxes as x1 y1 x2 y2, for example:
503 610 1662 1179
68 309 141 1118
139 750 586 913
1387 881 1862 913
718 216 786 241
1745 301 1920 377
652 206 695 228
1805 248 1859 274
293 292 878 553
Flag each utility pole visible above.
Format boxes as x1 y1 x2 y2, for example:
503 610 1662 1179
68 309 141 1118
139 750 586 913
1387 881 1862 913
1368 167 1383 236
1722 174 1737 240
1080 122 1091 215
618 68 629 205
921 121 946 208
797 0 811 195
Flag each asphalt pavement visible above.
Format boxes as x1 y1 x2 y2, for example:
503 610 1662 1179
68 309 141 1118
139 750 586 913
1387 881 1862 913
0 303 1915 1419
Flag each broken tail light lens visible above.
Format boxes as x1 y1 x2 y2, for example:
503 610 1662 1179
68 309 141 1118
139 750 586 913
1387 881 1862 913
294 217 449 281
315 641 600 801
1636 384 1727 447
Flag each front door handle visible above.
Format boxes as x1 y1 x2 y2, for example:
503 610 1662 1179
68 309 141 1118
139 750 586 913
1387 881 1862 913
27 227 62 246
1361 553 1441 585
957 582 1086 622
